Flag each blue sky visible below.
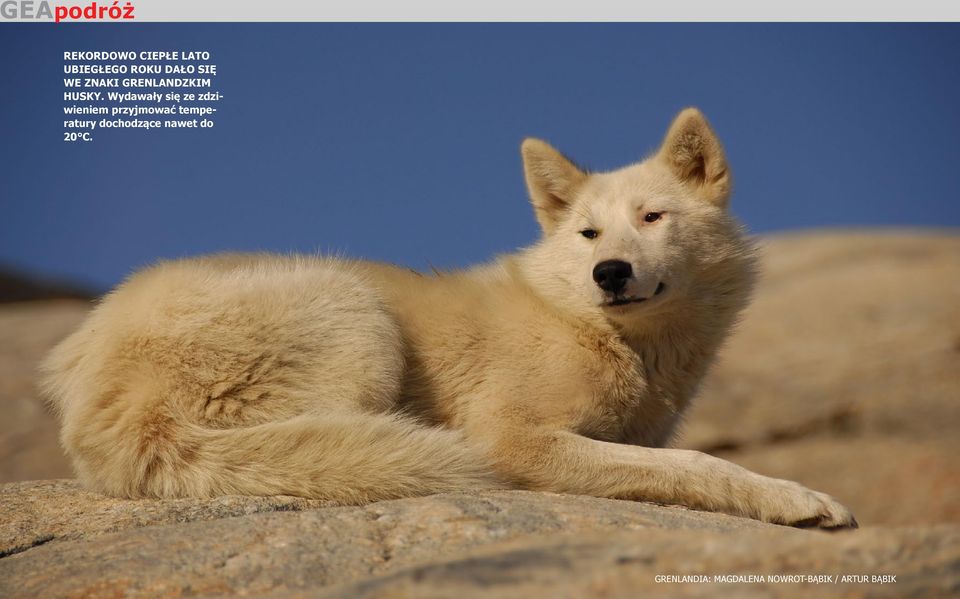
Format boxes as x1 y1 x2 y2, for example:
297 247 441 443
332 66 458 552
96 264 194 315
1 24 958 290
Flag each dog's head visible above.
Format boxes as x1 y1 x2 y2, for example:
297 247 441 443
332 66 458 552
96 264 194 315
519 108 753 329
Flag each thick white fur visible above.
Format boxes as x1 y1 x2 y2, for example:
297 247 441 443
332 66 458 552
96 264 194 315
43 109 856 528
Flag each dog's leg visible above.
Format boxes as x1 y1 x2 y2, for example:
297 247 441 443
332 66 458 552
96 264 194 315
483 429 857 529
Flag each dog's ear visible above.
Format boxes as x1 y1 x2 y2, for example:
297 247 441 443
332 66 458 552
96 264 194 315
657 108 731 208
521 138 587 234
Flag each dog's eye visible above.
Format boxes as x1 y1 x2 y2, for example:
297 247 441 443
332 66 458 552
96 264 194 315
580 229 599 239
643 212 663 223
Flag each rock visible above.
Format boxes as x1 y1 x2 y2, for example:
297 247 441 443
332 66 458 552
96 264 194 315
679 230 960 526
0 301 89 483
1 481 956 598
314 527 960 599
684 231 960 448
0 267 98 304
0 479 333 557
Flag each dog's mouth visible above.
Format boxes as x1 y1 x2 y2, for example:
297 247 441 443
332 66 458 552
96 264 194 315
604 282 666 307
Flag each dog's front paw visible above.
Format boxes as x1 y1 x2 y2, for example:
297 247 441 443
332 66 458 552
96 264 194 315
750 476 858 530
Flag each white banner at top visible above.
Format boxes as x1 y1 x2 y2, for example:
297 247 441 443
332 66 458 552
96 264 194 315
2 0 960 22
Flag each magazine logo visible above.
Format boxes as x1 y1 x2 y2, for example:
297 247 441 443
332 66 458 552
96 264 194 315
1 1 136 22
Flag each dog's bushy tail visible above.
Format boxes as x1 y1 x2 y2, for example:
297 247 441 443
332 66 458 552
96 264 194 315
67 408 501 502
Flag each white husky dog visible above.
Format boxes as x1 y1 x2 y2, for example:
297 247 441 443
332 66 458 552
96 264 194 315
43 108 856 529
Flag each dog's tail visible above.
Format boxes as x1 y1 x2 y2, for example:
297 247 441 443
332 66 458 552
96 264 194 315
64 408 502 502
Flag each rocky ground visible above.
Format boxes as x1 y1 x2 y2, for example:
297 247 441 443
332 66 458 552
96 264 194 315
0 230 958 597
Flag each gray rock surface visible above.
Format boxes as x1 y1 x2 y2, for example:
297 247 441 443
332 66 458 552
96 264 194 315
314 527 960 599
2 481 956 598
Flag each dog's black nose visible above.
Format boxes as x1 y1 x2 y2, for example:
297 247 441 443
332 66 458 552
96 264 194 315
592 260 632 293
